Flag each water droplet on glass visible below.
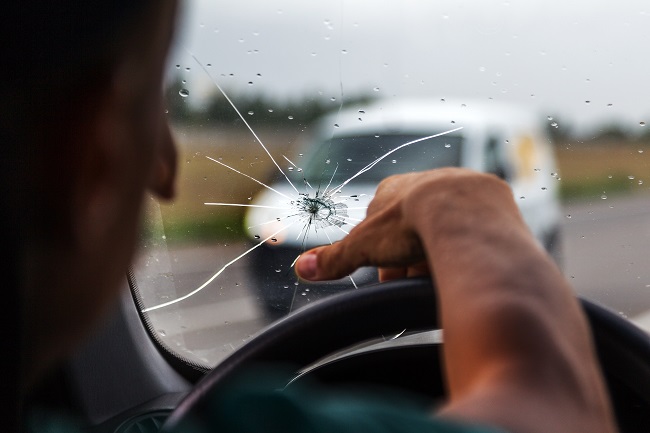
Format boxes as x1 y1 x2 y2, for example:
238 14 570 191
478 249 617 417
175 64 180 69
288 115 294 120
585 100 591 104
248 111 254 115
254 235 260 239
271 237 278 243
373 87 380 92
158 330 166 337
608 174 613 179
444 143 451 148
639 180 644 185
341 49 348 54
601 194 607 200
639 149 644 154
347 158 352 162
607 103 613 107
181 79 187 84
391 159 397 163
179 89 189 97
288 166 294 171
248 81 254 86
534 168 541 172
541 187 547 191
275 269 281 273
628 175 635 180
519 196 526 200
640 121 646 127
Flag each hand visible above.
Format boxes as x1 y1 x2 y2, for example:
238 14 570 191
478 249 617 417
295 168 519 282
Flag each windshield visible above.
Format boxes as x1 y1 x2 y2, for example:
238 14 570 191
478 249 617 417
131 0 650 369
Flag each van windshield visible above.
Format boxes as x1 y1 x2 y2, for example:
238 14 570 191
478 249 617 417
303 134 463 184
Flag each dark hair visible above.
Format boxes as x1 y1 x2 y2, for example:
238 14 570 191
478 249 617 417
1 2 159 430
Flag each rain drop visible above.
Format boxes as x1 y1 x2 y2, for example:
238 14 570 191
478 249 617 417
373 87 380 92
601 194 607 200
444 143 451 148
566 214 572 219
248 111 254 115
288 115 294 120
640 122 646 127
391 159 397 163
254 235 260 239
271 237 278 243
628 175 635 180
178 89 189 98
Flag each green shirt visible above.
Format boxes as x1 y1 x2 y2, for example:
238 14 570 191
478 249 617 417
28 370 505 433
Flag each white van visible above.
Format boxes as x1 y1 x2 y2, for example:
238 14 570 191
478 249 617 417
245 98 562 317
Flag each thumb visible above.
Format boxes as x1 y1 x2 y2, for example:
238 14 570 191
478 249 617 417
295 242 368 281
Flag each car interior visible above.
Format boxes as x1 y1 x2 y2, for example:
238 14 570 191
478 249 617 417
25 2 650 432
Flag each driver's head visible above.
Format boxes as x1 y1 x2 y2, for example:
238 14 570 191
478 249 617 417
3 1 179 393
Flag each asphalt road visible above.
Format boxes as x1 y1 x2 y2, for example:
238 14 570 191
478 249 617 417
139 192 650 365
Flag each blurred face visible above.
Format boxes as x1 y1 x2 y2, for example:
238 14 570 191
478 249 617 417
22 1 179 387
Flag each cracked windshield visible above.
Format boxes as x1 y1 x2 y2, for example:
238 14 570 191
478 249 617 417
133 0 650 367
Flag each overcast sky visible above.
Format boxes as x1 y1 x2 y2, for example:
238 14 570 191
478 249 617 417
167 0 650 136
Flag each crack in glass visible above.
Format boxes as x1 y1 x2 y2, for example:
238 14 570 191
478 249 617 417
142 54 462 313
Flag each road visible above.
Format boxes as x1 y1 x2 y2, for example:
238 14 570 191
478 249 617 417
138 193 650 365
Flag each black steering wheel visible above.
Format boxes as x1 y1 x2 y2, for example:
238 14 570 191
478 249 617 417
162 277 650 432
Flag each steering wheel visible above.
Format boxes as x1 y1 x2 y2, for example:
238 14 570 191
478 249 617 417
162 277 650 432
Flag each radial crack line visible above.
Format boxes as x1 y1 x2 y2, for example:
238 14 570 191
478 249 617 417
328 127 463 194
189 52 300 194
142 223 295 312
322 163 339 196
206 156 292 200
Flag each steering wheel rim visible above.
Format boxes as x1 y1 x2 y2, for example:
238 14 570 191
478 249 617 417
162 277 650 432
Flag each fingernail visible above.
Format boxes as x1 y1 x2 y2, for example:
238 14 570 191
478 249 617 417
297 253 318 280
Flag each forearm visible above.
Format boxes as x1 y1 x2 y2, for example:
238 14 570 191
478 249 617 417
407 176 615 433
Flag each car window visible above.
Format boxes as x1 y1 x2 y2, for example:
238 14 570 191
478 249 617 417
132 0 650 369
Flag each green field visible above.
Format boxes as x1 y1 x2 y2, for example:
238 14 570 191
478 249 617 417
147 128 650 243
555 140 650 201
